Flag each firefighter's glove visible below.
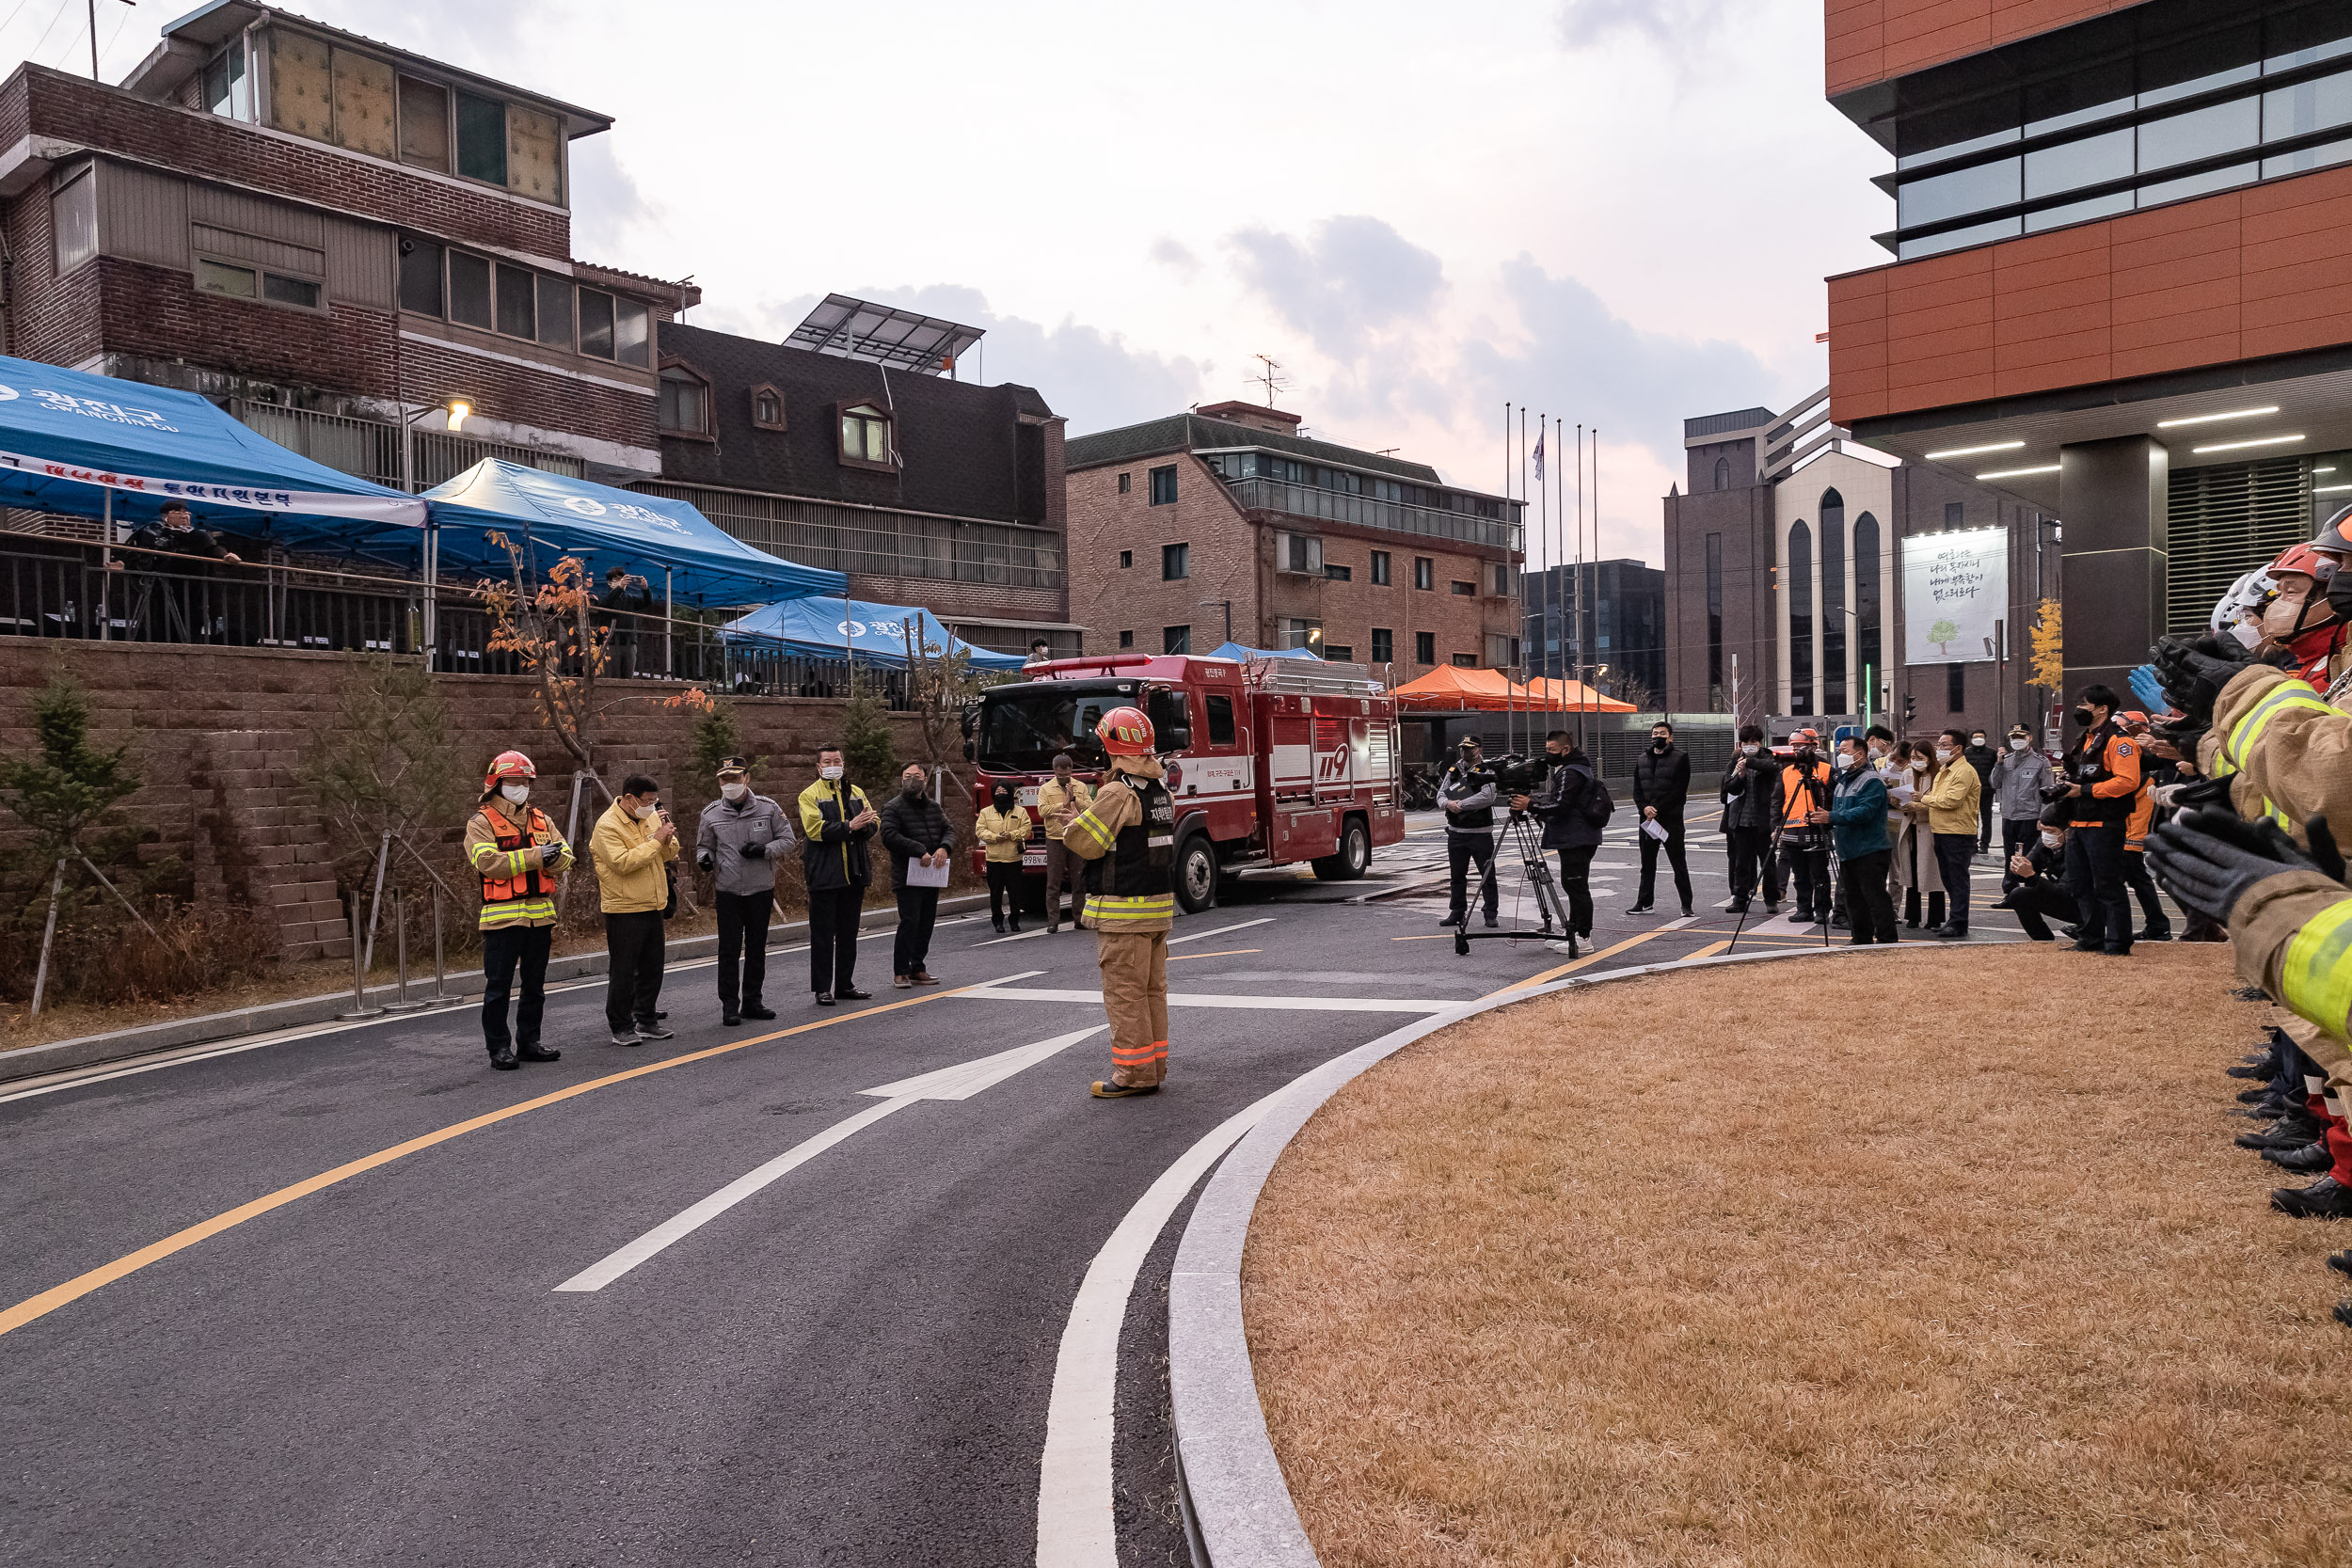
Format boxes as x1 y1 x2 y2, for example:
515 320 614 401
2148 808 2344 926
2153 635 2248 725
739 842 767 860
2151 712 2208 759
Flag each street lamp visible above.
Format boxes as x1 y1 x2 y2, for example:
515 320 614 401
400 396 473 662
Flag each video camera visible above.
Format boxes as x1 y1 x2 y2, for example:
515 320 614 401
2038 781 2074 804
1465 751 1553 800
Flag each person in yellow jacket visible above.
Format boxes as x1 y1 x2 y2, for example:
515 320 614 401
590 772 680 1047
1036 752 1094 933
1915 728 1984 939
974 783 1030 934
465 750 574 1069
1063 706 1177 1099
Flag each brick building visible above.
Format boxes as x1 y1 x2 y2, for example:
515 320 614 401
0 3 691 492
1062 401 1523 672
642 306 1073 657
1822 0 2352 697
1662 392 2052 739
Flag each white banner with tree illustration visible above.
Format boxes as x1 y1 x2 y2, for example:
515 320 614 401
1901 528 2007 665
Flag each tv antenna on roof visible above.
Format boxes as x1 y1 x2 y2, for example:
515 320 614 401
1250 354 1287 408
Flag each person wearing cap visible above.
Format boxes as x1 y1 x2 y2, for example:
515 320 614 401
1989 723 2056 893
697 755 794 1027
2115 713 2174 942
1961 726 1999 853
1438 736 1501 929
464 751 573 1069
1778 729 1836 924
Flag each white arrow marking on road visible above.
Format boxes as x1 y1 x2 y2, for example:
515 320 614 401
1165 916 1273 946
1035 1085 1289 1568
962 988 1453 1014
552 1017 1092 1294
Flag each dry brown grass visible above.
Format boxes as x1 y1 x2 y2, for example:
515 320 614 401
1245 945 2352 1567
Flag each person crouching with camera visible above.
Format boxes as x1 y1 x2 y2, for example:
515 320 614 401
1438 736 1500 930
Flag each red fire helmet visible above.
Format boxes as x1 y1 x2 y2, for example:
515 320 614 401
1095 705 1156 757
483 750 537 793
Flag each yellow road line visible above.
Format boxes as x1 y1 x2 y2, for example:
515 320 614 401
0 984 980 1340
1167 948 1260 962
1686 939 1732 959
1488 928 1671 996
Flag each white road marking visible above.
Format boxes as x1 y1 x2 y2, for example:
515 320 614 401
961 988 1453 1014
1166 917 1274 945
1660 915 1699 930
974 926 1057 946
553 1020 1094 1293
1035 1087 1288 1568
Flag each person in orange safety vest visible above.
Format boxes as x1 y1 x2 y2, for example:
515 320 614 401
2058 684 2142 956
464 749 574 1069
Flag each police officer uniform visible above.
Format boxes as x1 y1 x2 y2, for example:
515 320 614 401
1064 706 1177 1098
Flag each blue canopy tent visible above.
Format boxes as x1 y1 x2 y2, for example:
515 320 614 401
718 595 1026 670
0 352 421 549
421 459 844 608
1208 641 1321 661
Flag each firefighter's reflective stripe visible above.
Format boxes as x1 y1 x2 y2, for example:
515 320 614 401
2217 679 2335 827
1087 892 1178 927
2282 899 2352 1040
1065 807 1118 856
470 809 559 929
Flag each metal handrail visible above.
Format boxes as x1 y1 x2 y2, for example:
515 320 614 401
1219 476 1522 553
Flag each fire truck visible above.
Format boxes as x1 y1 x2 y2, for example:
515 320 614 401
962 652 1406 912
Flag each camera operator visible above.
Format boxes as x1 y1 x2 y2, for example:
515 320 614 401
1511 730 1601 942
1719 724 1783 915
1778 729 1835 924
1990 803 2082 942
597 566 656 680
1438 737 1500 930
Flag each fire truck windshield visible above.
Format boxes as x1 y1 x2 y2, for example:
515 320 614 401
975 687 1119 772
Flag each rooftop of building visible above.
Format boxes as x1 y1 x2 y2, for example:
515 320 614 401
1066 409 1470 491
1684 407 1776 442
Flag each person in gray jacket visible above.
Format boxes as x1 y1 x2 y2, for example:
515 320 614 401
1989 723 2057 892
1438 736 1499 929
696 755 794 1026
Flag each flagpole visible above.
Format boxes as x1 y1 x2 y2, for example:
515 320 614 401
1515 404 1528 756
1534 413 1547 743
1554 415 1565 728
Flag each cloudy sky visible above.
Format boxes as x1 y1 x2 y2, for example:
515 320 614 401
68 0 1895 566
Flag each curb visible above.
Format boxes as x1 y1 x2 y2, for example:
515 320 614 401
0 892 993 1085
1167 942 1911 1567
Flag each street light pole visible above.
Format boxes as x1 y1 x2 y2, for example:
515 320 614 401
401 397 471 664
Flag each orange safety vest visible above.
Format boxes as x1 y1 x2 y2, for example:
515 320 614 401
1781 761 1831 828
2124 775 2155 850
482 807 551 907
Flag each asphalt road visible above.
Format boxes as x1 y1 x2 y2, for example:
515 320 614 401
0 812 2053 1567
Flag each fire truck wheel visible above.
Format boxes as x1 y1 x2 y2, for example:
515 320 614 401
1311 815 1372 881
1173 832 1218 914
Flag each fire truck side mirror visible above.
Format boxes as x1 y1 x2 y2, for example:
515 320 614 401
1163 724 1191 752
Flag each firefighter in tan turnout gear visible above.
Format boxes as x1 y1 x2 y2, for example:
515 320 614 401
1063 705 1179 1098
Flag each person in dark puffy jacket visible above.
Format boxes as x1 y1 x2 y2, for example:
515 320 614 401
1438 737 1499 929
1628 720 1692 916
1513 730 1600 941
879 764 957 988
1719 723 1784 914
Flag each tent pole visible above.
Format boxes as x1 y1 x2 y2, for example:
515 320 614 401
664 567 674 676
422 521 437 666
99 487 110 642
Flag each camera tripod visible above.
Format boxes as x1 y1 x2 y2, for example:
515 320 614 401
1453 808 1577 958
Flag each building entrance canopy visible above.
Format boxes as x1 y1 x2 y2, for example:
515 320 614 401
715 594 1026 670
0 351 422 540
422 459 845 608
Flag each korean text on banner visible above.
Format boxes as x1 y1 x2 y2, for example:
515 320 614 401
1901 528 2008 666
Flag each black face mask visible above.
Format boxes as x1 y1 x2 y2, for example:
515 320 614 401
903 780 928 798
992 792 1012 809
2072 706 2094 727
1650 739 1670 751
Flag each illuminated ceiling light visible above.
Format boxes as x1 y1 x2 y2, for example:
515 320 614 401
2317 483 2352 494
1924 439 2025 460
2191 434 2306 453
446 398 473 432
1976 464 2062 480
2158 405 2281 428
2317 466 2338 473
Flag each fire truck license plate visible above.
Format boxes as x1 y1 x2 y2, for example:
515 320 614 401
1023 848 1046 867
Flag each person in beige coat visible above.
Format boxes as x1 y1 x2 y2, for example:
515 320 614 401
1884 741 1947 928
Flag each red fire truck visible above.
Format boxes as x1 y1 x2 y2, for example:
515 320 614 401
962 652 1406 912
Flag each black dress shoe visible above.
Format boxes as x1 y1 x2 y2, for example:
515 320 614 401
836 988 873 1001
490 1047 518 1070
2271 1175 2352 1218
1009 920 1023 933
2266 1140 2336 1173
2334 1301 2352 1329
2328 1249 2352 1278
2138 927 2174 942
516 1043 560 1063
741 1003 775 1021
993 919 1006 933
815 991 835 1006
2241 1115 2327 1149
1483 911 1499 927
2240 1084 2280 1103
723 1012 741 1027
1681 905 1693 918
2227 1062 2271 1080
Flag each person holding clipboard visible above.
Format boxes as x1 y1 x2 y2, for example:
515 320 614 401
882 763 957 989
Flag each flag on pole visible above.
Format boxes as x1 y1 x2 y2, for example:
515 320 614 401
1532 427 1546 481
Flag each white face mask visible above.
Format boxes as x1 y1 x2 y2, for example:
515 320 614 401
1835 752 1854 771
1741 742 1759 755
819 765 844 782
2231 619 2265 649
1867 743 1887 758
721 782 748 801
2008 737 2028 751
1934 747 1955 764
1971 736 1986 748
500 783 530 804
2040 831 2062 847
634 802 659 821
1909 760 1925 772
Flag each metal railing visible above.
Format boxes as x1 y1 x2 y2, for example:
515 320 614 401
227 402 590 493
0 533 914 705
1220 476 1521 553
641 482 1065 591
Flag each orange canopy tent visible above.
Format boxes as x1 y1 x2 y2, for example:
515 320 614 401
1390 666 1637 713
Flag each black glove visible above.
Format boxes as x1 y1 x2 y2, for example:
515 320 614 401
740 841 767 860
2153 635 2249 725
2146 808 2344 925
696 850 714 873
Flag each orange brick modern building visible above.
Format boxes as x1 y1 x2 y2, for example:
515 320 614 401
1062 401 1523 672
1824 0 2352 694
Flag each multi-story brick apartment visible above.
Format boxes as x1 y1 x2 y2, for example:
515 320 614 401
1823 0 2352 696
1661 392 2052 738
3 1 689 489
1063 401 1523 673
641 306 1074 657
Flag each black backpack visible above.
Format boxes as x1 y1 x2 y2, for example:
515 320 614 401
1579 769 1615 829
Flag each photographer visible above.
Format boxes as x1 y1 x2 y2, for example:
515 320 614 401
597 566 656 680
1512 730 1601 942
1719 724 1783 915
1989 804 2082 942
1438 737 1500 930
1778 729 1835 924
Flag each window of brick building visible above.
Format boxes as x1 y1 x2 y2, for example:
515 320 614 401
1371 628 1393 663
1451 652 1477 668
205 44 255 123
1120 630 1135 648
1416 631 1436 664
495 263 536 339
536 275 573 348
1371 550 1391 586
1150 466 1178 505
398 77 448 170
1323 644 1353 662
1118 472 1132 494
1489 562 1513 595
51 166 95 274
1414 556 1434 591
195 258 321 310
454 90 507 185
397 238 443 315
1325 562 1352 581
1450 579 1474 595
448 250 493 329
1118 550 1133 568
1163 543 1189 580
839 404 893 467
1164 625 1191 655
751 385 786 431
659 367 711 436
